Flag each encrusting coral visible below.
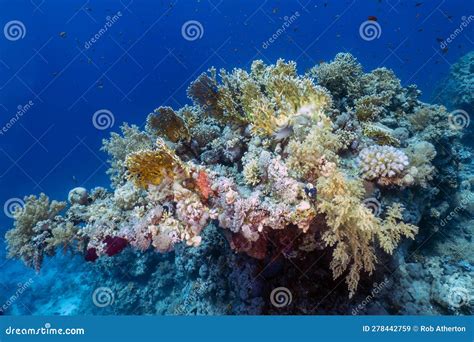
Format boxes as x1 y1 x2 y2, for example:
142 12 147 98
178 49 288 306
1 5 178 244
4 53 463 300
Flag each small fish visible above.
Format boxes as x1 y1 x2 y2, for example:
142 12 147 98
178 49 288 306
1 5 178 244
415 2 423 7
304 183 317 198
436 37 444 42
441 47 449 54
59 31 67 38
368 15 377 22
418 28 423 32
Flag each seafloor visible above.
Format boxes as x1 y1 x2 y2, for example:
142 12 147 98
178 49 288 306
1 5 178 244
1 51 473 316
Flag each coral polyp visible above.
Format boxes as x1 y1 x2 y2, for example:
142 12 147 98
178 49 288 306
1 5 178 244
5 53 464 301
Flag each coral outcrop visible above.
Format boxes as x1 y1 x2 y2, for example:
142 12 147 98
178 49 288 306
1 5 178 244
4 53 464 303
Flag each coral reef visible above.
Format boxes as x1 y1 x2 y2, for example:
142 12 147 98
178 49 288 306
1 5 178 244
4 53 467 306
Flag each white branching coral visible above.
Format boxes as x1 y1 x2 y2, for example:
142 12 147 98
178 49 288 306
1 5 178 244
359 145 409 182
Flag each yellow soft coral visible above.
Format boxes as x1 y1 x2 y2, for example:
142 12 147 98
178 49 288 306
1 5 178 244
316 164 418 297
126 139 186 189
377 203 418 254
216 59 333 137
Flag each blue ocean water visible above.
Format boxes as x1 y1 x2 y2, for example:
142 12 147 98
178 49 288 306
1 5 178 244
0 0 472 315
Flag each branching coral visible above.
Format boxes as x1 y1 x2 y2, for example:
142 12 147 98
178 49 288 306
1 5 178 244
309 53 363 102
403 141 437 187
102 124 153 187
146 107 190 143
